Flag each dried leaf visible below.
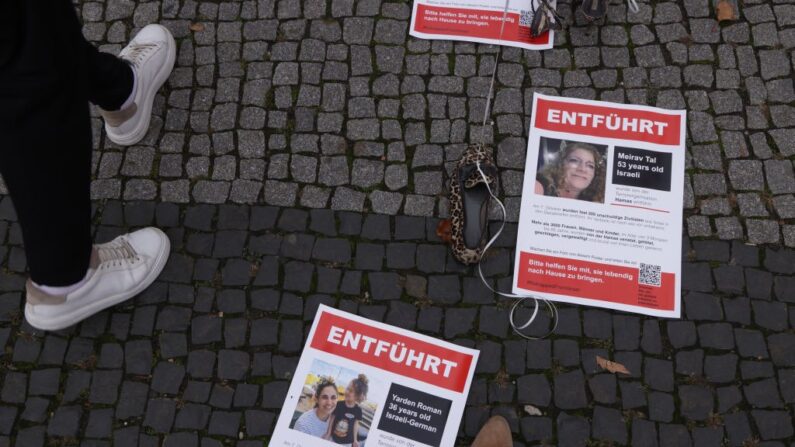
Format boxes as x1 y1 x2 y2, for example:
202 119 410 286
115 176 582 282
190 22 205 32
716 0 737 22
436 219 453 243
524 405 542 416
596 355 631 375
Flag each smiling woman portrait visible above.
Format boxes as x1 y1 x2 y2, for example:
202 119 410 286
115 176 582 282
534 139 607 203
293 378 339 437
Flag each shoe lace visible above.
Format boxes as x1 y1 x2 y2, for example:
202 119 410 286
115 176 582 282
122 43 158 68
96 238 140 268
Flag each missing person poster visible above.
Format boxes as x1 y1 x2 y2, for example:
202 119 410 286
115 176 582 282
409 0 555 50
271 305 479 447
513 94 686 318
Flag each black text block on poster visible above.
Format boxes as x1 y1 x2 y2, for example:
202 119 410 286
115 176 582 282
377 383 452 447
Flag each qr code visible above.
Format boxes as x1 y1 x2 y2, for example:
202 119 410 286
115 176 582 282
639 263 662 287
519 9 534 26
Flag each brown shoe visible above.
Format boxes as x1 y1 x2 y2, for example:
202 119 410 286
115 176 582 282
471 416 512 447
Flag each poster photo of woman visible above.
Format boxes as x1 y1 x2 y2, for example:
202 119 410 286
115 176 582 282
290 359 384 447
534 137 608 204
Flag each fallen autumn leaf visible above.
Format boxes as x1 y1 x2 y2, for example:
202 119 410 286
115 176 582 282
596 355 631 375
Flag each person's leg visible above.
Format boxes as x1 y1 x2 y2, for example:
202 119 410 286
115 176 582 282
97 24 176 146
0 1 171 330
0 1 93 286
470 416 512 447
81 37 135 112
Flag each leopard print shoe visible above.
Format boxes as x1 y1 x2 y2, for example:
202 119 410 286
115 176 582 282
448 143 498 265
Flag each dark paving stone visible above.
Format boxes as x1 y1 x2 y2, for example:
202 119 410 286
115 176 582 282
724 411 753 446
361 214 390 240
764 248 795 274
0 372 28 403
704 353 738 384
692 427 723 447
394 216 425 240
745 268 773 300
767 333 795 366
612 315 640 350
277 209 308 232
475 341 501 374
368 272 402 300
588 374 616 404
684 291 723 320
47 406 82 438
89 370 122 404
151 362 186 395
20 397 49 423
385 242 416 270
678 385 713 420
659 424 692 447
261 382 288 409
517 374 551 407
645 358 674 392
312 237 351 262
29 369 60 397
591 406 626 444
85 408 113 438
427 275 460 303
744 378 784 408
697 322 734 350
250 206 278 231
116 381 149 419
641 320 663 354
143 399 177 433
186 350 216 379
648 391 675 422
309 209 337 236
556 412 590 447
385 300 417 330
681 262 713 292
520 416 553 443
244 410 275 437
355 243 384 270
632 419 658 447
553 370 588 410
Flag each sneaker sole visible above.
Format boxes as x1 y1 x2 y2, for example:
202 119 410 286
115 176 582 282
106 25 177 146
24 230 171 331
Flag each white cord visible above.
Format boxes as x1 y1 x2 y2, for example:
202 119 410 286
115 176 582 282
627 0 640 13
479 0 511 143
474 161 559 339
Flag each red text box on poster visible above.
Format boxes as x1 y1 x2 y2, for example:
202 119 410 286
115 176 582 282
534 97 683 146
516 252 675 311
413 4 550 45
311 311 475 393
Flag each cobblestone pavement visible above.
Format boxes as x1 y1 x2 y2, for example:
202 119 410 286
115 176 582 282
0 0 794 445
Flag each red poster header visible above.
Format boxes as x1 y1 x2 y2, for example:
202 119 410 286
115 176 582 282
311 311 474 393
535 97 682 146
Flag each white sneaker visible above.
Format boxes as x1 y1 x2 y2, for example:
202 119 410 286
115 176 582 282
100 24 176 146
24 227 171 331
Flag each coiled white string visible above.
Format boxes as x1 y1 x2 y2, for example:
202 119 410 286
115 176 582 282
474 161 559 339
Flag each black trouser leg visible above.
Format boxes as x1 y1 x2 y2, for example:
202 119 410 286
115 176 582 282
0 0 132 286
83 34 135 111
